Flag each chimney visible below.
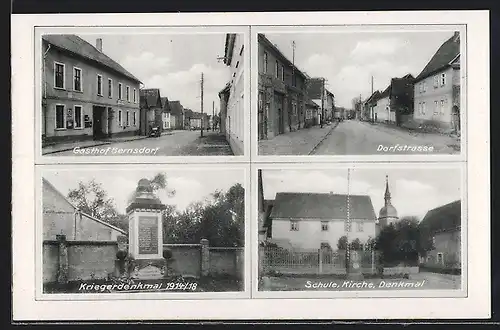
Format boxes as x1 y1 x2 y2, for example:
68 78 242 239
96 38 103 52
453 31 460 42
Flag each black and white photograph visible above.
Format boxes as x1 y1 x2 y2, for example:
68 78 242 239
257 30 463 156
40 32 246 157
39 167 246 295
257 167 463 292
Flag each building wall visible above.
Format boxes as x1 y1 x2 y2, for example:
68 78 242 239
271 218 377 250
43 43 140 140
166 245 202 278
413 67 455 129
43 181 124 241
208 248 244 277
257 38 307 140
373 96 391 123
225 34 245 155
423 229 461 269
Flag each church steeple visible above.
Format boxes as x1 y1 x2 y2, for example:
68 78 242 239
384 175 391 204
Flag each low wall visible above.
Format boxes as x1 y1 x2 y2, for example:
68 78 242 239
208 247 244 277
43 242 59 283
165 244 202 278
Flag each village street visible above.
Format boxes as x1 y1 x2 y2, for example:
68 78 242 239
259 119 460 155
52 130 234 156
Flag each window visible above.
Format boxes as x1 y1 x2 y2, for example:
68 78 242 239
441 73 446 86
290 220 299 231
357 222 364 232
97 74 103 96
55 104 65 129
437 252 444 265
344 221 351 232
263 52 268 73
126 111 130 126
434 100 439 115
133 112 137 126
434 75 439 88
74 105 83 128
108 78 113 98
441 99 446 115
275 60 279 79
422 102 426 115
306 109 312 120
73 67 82 91
239 45 244 56
126 86 130 102
422 81 427 92
54 62 65 89
133 88 137 103
118 83 123 99
321 221 329 231
432 236 436 247
281 64 285 81
118 110 122 126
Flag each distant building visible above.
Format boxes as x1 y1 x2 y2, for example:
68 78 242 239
363 91 381 122
139 88 163 135
183 109 208 130
160 97 172 130
419 200 461 270
305 98 320 127
307 78 335 123
262 192 378 251
373 86 391 123
41 35 142 144
42 178 126 241
413 32 461 133
257 34 308 140
218 33 245 155
168 100 184 130
389 74 415 126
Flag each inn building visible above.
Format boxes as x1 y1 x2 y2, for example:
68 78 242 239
41 35 142 144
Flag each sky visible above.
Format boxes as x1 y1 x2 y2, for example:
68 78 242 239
263 31 457 108
43 169 244 214
79 34 233 114
262 168 462 220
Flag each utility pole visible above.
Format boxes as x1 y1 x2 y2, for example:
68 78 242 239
212 101 215 132
320 78 325 128
292 41 299 129
200 72 204 137
346 168 351 275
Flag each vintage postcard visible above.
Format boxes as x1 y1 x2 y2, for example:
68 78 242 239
35 26 250 162
12 11 489 321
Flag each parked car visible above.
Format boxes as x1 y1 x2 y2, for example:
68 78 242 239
149 126 161 137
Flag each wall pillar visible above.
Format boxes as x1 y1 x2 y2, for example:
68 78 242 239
200 239 210 277
56 234 69 284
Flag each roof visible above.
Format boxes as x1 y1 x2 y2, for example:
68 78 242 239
168 101 184 116
415 32 460 82
419 200 461 233
258 34 308 79
269 192 377 220
160 97 171 112
140 88 162 108
365 90 381 104
306 99 320 108
42 34 142 84
307 78 326 99
379 85 391 98
42 178 127 235
224 34 237 66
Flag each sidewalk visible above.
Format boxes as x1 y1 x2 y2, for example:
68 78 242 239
42 135 148 155
360 121 461 152
258 123 338 155
177 131 234 156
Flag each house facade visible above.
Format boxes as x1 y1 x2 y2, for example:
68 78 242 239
219 33 245 155
263 192 378 250
168 100 184 130
258 34 308 140
139 88 163 135
305 99 320 127
389 74 415 126
42 35 142 143
413 32 461 133
373 86 391 123
307 78 335 123
419 200 461 270
160 97 173 130
43 178 126 241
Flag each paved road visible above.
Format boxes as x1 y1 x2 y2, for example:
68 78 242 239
311 120 459 155
55 130 230 156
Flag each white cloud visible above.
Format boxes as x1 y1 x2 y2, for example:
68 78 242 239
121 52 172 79
350 38 407 60
301 53 336 79
166 176 206 210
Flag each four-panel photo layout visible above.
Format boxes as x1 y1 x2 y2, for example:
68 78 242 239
36 25 466 299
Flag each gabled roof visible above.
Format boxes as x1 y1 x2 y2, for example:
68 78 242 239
42 34 142 84
365 90 381 104
306 99 320 108
160 97 171 112
415 32 460 82
140 88 162 108
269 192 377 220
419 200 461 233
42 178 127 235
258 34 308 79
379 85 391 98
168 100 184 116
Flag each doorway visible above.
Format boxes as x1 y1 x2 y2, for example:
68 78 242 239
275 93 284 135
92 106 106 140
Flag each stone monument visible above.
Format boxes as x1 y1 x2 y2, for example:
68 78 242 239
126 178 166 280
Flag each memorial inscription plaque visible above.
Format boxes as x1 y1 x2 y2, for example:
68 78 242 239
138 216 158 254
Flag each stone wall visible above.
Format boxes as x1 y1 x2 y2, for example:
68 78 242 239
208 247 244 277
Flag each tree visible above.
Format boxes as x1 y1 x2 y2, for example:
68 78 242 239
67 179 128 232
127 172 176 204
349 238 362 251
337 235 348 250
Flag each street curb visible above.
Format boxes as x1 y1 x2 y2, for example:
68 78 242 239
308 121 340 155
42 136 149 155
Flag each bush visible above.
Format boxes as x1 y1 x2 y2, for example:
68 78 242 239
116 250 128 260
163 248 173 260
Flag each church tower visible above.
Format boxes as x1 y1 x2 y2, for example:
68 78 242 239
378 175 399 228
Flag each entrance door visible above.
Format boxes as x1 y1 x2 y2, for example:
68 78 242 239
92 106 105 140
275 94 284 135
